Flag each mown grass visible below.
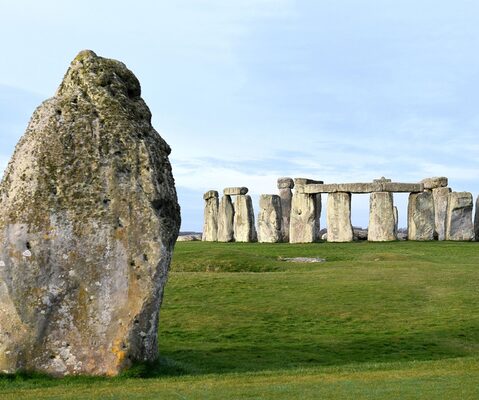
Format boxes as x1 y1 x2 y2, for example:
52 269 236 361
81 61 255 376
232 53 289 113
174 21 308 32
1 241 478 399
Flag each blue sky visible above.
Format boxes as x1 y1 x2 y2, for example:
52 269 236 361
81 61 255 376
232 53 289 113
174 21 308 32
1 0 478 231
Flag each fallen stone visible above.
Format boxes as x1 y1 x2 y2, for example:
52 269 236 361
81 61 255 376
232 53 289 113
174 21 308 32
421 177 448 190
279 257 326 263
408 191 435 241
368 192 396 241
0 50 181 376
353 227 368 241
202 190 219 241
177 234 202 242
257 194 282 243
326 192 353 242
217 195 234 242
223 187 248 196
432 187 451 241
445 192 474 241
233 195 257 242
277 177 294 189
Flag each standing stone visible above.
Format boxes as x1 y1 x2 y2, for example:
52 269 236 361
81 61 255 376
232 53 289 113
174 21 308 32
233 195 257 242
326 192 353 242
277 177 294 242
393 206 399 237
445 192 474 241
202 190 219 241
475 195 479 241
408 191 434 241
368 192 396 241
0 50 181 376
257 195 282 243
432 187 451 241
290 178 322 243
217 195 234 242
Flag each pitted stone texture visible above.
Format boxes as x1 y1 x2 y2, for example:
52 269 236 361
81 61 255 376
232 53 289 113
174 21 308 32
475 195 479 241
202 191 219 242
290 192 320 243
408 192 434 241
233 195 257 242
277 177 294 189
223 187 248 196
326 192 353 242
445 192 474 241
0 50 181 377
278 187 293 242
421 177 448 190
257 195 282 243
432 187 451 241
368 192 396 241
217 195 234 242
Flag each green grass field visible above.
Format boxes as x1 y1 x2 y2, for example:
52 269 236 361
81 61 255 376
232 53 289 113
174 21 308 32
1 241 478 399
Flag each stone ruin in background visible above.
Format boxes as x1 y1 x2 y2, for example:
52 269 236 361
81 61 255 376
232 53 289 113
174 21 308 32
203 176 478 243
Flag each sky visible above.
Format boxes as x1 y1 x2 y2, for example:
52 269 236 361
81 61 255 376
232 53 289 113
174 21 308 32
1 0 478 231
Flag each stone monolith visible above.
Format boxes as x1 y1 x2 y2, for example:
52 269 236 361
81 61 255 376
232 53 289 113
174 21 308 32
217 195 234 242
368 192 396 241
445 192 474 241
432 187 451 241
277 177 294 242
408 191 434 241
0 50 181 376
326 192 353 242
202 190 219 241
290 179 322 243
233 195 257 242
475 195 479 241
257 194 282 243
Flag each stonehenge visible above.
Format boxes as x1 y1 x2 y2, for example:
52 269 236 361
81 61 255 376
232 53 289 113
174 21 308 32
202 176 477 243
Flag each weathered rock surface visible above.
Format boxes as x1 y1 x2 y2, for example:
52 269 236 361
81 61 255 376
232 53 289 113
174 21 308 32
301 182 423 194
421 177 448 190
475 195 479 241
393 206 399 238
289 190 320 243
202 190 219 242
277 177 294 190
233 195 257 242
278 178 294 242
223 187 248 196
432 187 451 241
257 195 282 243
0 50 181 376
217 195 234 242
326 192 353 242
368 192 396 241
408 192 434 241
445 192 474 241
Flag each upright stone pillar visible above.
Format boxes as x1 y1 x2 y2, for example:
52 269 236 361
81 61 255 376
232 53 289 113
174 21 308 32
290 178 323 243
475 195 479 241
368 192 396 241
432 187 451 241
326 192 353 242
202 190 219 241
445 192 474 241
257 194 282 243
277 177 294 242
217 195 234 242
234 195 257 242
393 206 399 237
407 191 434 241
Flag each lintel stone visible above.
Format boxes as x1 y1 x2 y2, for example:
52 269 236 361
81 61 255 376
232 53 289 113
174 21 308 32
223 187 248 196
421 177 448 190
203 190 219 200
299 181 423 194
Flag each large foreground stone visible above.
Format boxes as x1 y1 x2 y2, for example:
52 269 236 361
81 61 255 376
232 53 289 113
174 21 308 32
408 192 434 241
0 50 181 376
233 195 257 242
257 195 282 243
432 187 451 241
217 195 234 242
368 192 396 241
445 192 474 241
326 192 353 242
202 191 219 241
